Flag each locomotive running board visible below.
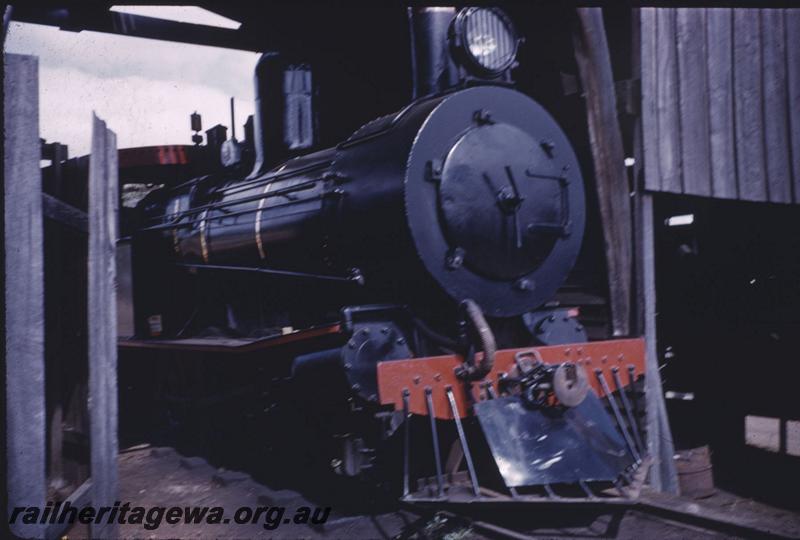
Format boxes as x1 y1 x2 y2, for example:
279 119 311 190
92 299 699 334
377 339 648 503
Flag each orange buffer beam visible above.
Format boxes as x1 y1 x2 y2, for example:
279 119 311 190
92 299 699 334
377 338 645 419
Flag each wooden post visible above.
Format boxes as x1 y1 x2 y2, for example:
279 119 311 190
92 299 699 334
577 8 679 492
640 194 679 493
88 114 119 539
638 8 679 493
4 53 47 538
572 8 632 337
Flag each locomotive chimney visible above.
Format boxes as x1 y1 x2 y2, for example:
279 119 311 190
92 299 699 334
408 7 458 99
249 53 316 179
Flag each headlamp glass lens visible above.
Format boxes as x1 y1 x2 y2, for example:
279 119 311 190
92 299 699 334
464 8 516 73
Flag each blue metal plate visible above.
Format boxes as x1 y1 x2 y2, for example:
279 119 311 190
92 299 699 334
474 393 633 487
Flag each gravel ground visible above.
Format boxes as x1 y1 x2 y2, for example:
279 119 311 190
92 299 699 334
63 446 800 539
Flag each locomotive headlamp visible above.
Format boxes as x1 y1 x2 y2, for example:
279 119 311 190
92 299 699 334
452 7 519 76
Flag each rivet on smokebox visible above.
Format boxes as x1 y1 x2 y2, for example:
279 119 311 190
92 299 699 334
514 278 533 292
446 247 465 270
426 159 443 182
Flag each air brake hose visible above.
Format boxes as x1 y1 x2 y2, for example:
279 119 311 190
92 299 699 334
456 299 496 381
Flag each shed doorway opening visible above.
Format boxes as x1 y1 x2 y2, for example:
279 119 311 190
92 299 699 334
654 193 800 510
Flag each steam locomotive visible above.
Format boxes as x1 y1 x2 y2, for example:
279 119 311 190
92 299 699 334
125 7 648 501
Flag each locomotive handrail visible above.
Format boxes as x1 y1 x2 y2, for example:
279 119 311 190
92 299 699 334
340 304 409 333
176 263 359 283
218 159 332 198
153 177 320 224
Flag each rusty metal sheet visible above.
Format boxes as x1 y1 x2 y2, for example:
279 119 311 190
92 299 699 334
377 338 646 419
119 145 193 167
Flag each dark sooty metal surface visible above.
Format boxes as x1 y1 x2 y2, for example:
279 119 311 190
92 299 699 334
475 393 633 487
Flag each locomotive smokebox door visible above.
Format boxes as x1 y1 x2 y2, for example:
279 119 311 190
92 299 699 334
404 86 586 318
438 122 566 281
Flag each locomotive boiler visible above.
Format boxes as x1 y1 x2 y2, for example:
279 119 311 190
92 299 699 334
143 84 585 321
127 6 649 502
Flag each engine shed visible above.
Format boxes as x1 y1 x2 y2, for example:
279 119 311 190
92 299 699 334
3 3 800 539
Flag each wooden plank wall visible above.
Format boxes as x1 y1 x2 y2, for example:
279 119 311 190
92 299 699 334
642 8 800 203
4 53 47 539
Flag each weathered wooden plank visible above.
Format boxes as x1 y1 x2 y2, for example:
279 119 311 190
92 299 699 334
44 479 91 540
117 241 135 338
706 8 738 199
787 10 800 202
676 8 712 196
761 9 792 203
641 194 679 494
4 53 47 538
636 16 679 488
42 192 89 233
88 114 119 539
655 8 683 193
573 7 632 336
632 8 647 337
640 8 661 192
733 9 768 201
